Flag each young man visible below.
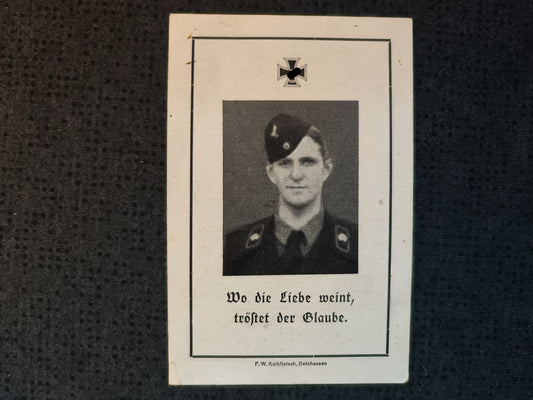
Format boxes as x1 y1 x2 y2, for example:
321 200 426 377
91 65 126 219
224 113 357 275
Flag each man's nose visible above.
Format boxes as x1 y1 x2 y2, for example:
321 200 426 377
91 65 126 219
290 163 304 180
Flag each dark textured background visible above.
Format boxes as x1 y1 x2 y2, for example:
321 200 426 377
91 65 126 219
0 1 531 399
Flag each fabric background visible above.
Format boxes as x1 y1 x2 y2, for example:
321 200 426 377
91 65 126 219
1 1 531 399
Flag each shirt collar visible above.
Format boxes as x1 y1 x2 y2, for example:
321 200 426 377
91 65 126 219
274 208 325 246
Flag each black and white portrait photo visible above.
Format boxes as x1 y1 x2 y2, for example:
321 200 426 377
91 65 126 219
223 101 359 275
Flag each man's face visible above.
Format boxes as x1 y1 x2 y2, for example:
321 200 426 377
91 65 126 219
266 136 332 209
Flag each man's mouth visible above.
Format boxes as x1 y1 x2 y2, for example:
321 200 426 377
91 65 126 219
286 186 307 189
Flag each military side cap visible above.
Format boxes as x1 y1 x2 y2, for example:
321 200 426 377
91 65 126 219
264 114 312 162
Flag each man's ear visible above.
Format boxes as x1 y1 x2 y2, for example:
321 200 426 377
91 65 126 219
323 158 333 181
265 163 276 184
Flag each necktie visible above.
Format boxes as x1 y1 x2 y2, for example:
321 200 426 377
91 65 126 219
281 230 305 267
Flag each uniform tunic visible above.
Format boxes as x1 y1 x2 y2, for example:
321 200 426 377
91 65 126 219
224 212 358 275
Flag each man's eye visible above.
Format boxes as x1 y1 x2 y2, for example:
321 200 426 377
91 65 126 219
278 160 292 167
301 158 317 166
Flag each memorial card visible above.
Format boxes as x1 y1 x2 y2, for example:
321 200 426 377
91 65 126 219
167 14 413 385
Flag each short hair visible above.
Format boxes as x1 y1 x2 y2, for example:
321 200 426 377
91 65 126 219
306 125 329 160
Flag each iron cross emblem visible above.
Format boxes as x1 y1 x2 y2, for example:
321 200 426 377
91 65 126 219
277 58 307 87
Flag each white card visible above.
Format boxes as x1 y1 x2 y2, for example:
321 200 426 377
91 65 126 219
167 14 413 385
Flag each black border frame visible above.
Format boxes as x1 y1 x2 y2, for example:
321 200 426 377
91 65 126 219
189 36 393 359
